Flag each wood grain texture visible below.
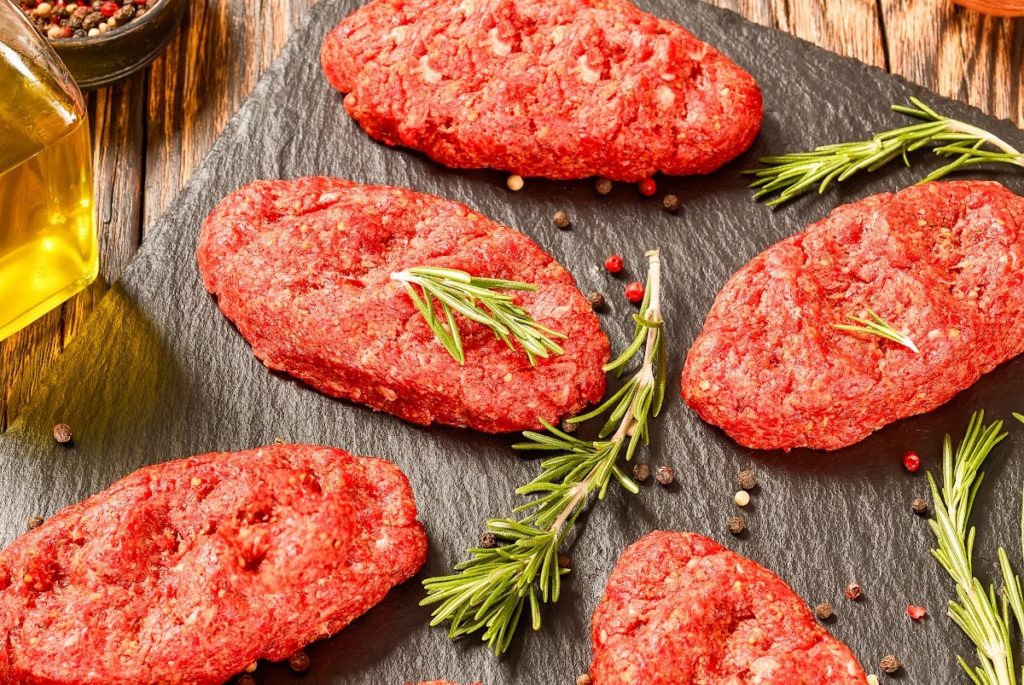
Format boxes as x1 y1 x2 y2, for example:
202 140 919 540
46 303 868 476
1 0 1022 430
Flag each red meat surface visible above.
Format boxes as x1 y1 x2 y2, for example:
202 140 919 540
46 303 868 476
682 181 1024 451
198 177 609 433
590 531 867 684
321 0 762 181
0 445 426 685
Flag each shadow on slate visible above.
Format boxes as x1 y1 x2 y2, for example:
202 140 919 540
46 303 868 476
3 0 1024 682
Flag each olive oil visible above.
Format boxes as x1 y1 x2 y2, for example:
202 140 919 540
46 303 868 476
0 40 97 342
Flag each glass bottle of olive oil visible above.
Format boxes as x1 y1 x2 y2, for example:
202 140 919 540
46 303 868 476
0 1 97 342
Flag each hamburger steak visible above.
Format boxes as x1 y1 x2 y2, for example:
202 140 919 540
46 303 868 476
683 181 1024 451
590 531 867 684
321 0 762 181
198 177 609 433
0 445 426 685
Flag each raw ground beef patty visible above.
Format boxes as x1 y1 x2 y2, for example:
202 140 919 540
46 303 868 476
590 531 867 684
321 0 762 181
0 445 426 685
682 181 1024 451
198 177 609 433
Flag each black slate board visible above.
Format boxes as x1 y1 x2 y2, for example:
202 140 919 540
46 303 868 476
3 1 1024 683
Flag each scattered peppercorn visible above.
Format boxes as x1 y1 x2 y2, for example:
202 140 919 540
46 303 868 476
727 515 746 535
736 468 757 491
638 177 657 196
814 602 834 620
557 554 571 569
906 604 926 621
662 194 681 213
845 582 863 601
587 291 606 310
26 515 44 531
733 490 750 507
560 418 578 434
911 497 929 515
287 651 310 673
506 174 524 191
902 450 921 473
879 655 901 674
632 462 650 483
604 254 624 274
236 676 255 685
552 210 571 229
624 281 645 303
595 178 613 195
52 423 72 445
867 676 880 685
479 531 497 548
655 465 675 485
244 662 258 673
576 675 593 685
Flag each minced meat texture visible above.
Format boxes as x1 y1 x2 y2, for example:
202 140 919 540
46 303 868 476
589 531 867 684
198 177 609 433
682 181 1024 451
321 0 762 181
0 445 426 685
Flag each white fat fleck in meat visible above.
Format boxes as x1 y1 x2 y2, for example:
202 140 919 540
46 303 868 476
487 27 512 56
419 55 442 83
549 25 567 45
388 25 409 44
749 656 780 682
657 85 676 108
577 55 601 84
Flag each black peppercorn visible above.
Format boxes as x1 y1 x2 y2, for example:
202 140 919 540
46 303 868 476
727 515 746 535
557 554 571 569
479 532 497 548
655 465 675 486
587 292 606 310
52 423 72 445
287 651 310 673
662 194 681 213
814 602 834 620
632 462 650 483
552 210 571 229
880 654 901 674
736 469 757 491
595 178 613 195
911 497 928 515
26 515 44 531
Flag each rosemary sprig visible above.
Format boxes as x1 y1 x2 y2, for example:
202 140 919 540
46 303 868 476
392 266 566 366
926 411 1020 685
420 250 665 656
747 97 1024 207
833 309 919 353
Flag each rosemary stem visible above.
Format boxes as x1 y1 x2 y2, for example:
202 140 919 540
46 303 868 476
546 250 662 537
946 120 1024 164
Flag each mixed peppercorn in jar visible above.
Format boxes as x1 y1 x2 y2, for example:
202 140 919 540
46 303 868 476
18 0 161 40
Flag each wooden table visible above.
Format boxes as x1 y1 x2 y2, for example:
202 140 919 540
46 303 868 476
1 0 1021 430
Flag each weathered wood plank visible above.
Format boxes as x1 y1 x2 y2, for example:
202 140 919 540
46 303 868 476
706 0 886 67
143 0 318 230
880 0 1024 127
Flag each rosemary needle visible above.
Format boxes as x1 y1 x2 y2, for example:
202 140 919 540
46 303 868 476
926 411 1021 685
421 250 666 656
392 266 566 366
833 309 919 353
747 97 1024 207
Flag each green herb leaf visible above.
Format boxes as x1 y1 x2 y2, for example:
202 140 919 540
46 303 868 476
833 309 919 353
393 267 566 366
421 250 666 656
746 97 1024 207
926 410 1019 685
